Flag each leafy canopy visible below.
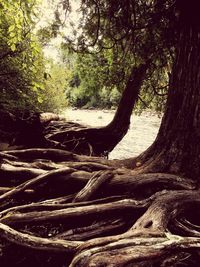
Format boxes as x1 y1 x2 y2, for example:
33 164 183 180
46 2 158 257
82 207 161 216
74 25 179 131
55 0 176 112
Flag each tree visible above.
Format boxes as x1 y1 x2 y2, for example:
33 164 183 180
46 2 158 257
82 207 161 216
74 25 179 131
65 45 134 109
0 1 200 266
0 0 69 114
40 60 69 112
0 0 45 111
131 0 200 179
42 0 171 156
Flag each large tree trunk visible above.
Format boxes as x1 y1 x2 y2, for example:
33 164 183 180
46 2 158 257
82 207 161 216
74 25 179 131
135 12 200 179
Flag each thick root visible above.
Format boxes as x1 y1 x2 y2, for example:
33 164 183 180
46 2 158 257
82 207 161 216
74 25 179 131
0 148 200 266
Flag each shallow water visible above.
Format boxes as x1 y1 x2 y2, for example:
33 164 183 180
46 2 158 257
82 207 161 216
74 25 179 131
62 109 162 159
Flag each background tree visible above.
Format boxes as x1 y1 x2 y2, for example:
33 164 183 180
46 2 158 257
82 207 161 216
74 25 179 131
41 60 70 112
0 0 68 113
66 49 123 108
0 0 43 110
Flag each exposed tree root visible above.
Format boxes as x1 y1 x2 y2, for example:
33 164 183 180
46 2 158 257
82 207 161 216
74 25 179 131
0 223 82 252
70 235 200 266
0 147 200 266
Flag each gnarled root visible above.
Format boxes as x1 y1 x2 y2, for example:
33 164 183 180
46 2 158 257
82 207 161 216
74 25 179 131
0 148 200 266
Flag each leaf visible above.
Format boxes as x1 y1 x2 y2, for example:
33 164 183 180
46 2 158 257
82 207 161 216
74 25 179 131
12 37 18 43
37 96 44 103
39 84 45 90
10 43 16 52
10 32 16 38
32 86 38 92
8 25 15 32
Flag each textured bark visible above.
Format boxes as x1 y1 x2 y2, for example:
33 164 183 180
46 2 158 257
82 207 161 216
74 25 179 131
136 22 200 179
0 223 82 252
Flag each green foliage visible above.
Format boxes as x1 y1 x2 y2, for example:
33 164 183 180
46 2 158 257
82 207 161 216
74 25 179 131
100 87 121 108
65 48 129 108
0 0 44 110
64 45 168 111
0 0 70 113
0 0 171 114
59 0 173 112
37 27 54 46
39 61 69 112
